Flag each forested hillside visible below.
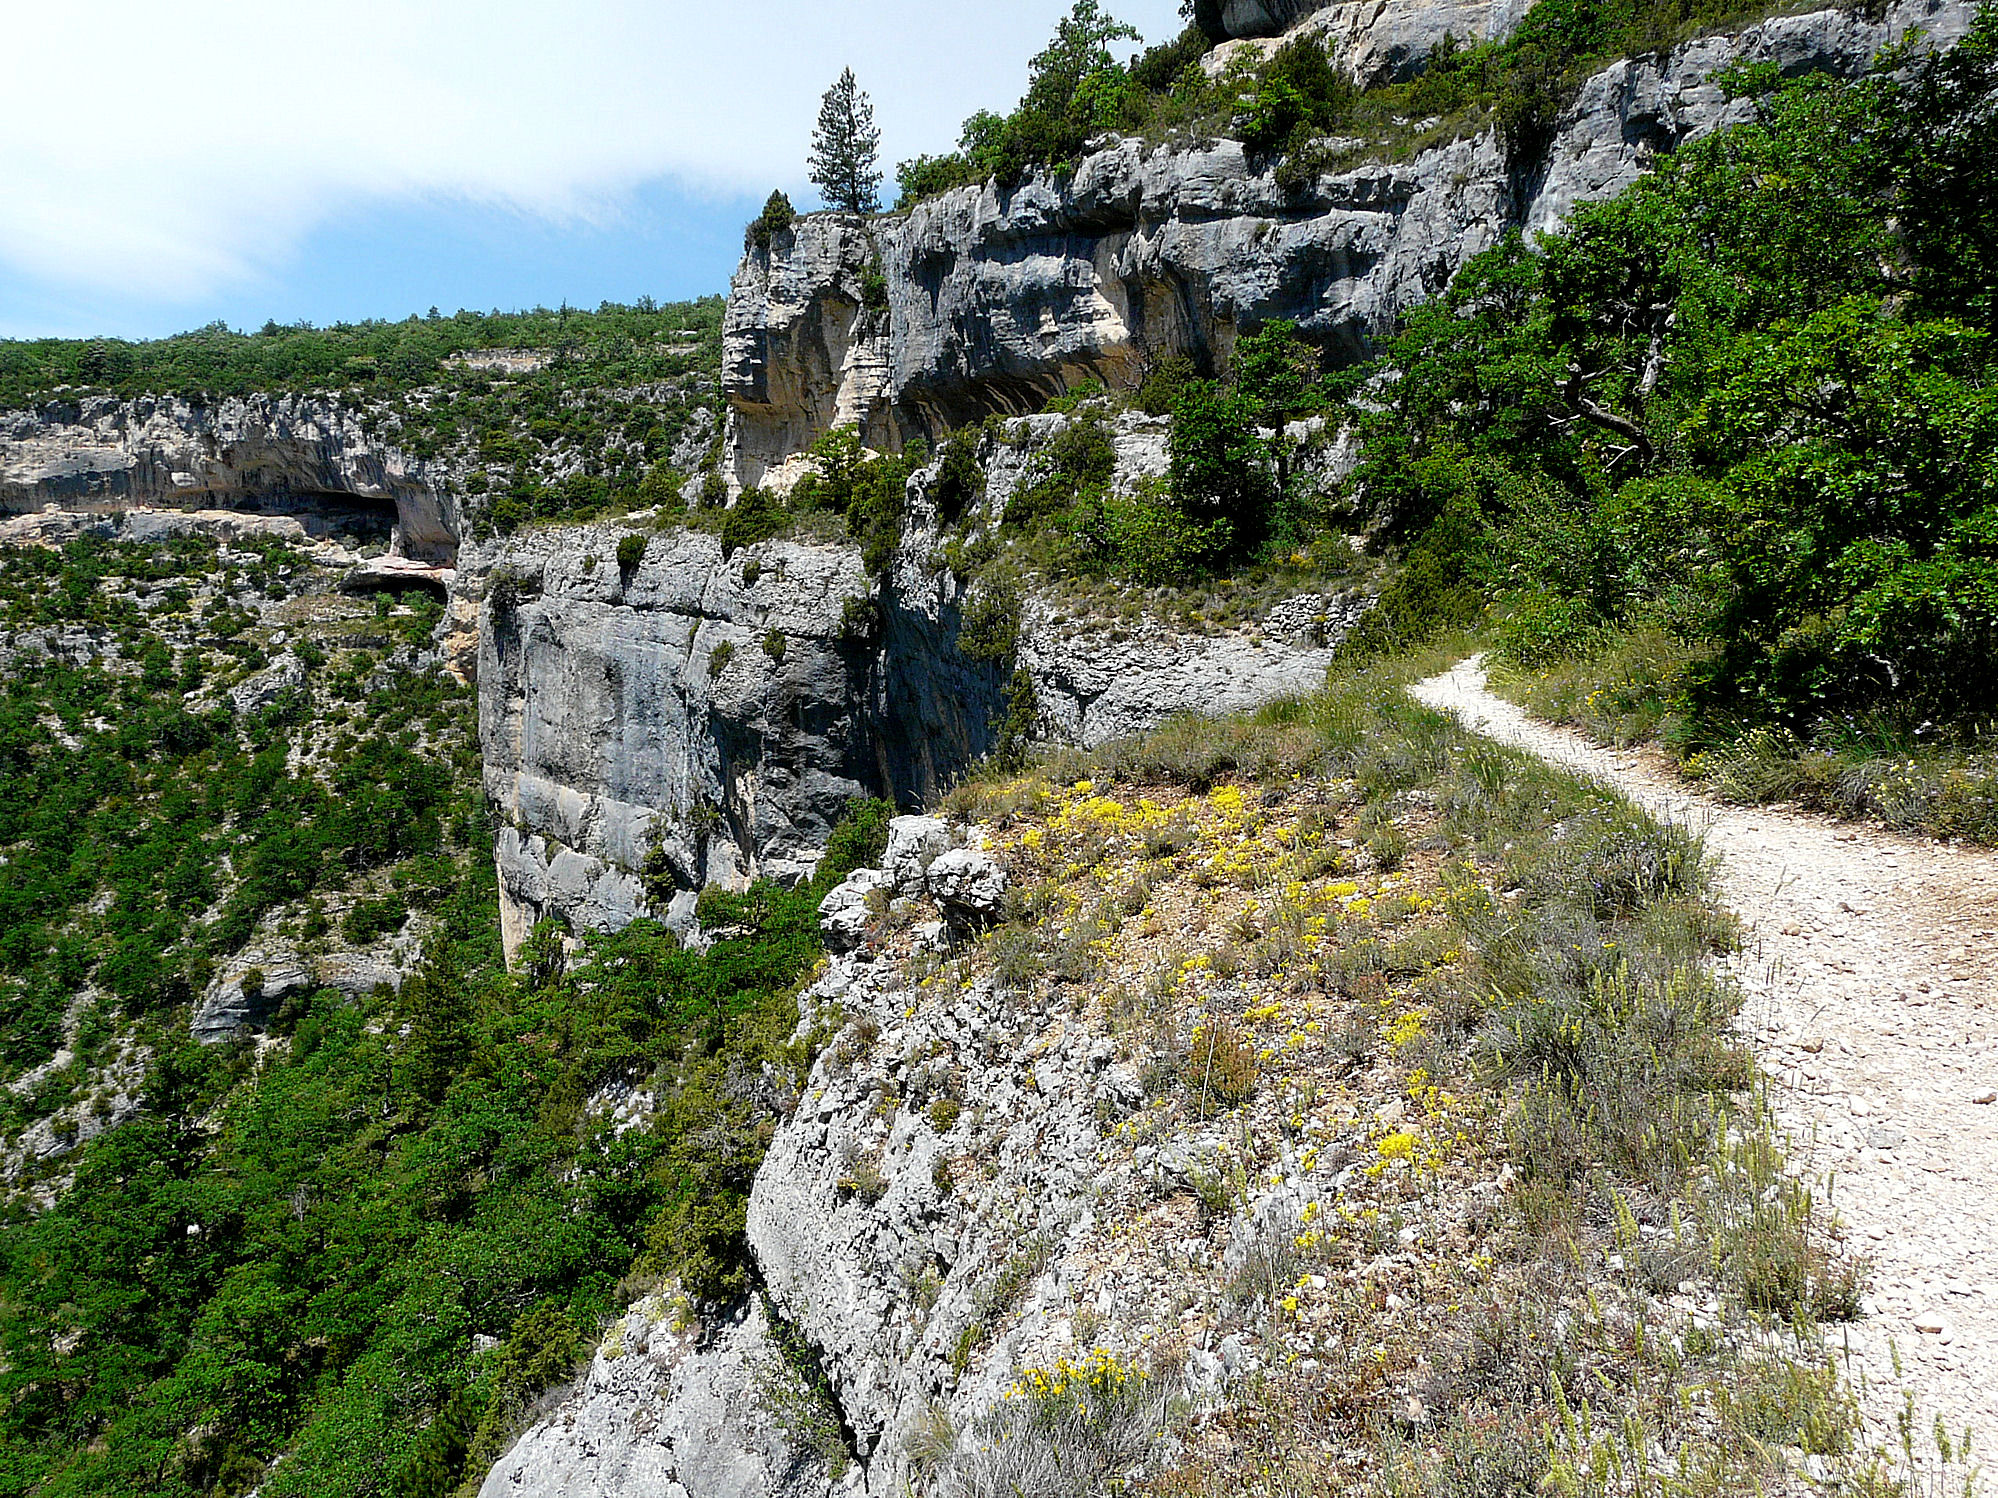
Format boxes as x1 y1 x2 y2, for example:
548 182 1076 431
1 300 725 540
0 527 882 1493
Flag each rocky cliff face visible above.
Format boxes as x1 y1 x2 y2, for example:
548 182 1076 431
0 392 459 563
484 830 1254 1498
472 478 1358 952
476 523 938 953
1207 0 1532 79
478 1296 832 1498
723 0 1970 487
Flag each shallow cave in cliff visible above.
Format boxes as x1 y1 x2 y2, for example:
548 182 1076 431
228 487 400 549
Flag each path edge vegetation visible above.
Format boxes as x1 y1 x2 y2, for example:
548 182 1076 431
931 635 1979 1497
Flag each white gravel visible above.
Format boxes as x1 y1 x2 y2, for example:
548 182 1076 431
1413 655 1998 1449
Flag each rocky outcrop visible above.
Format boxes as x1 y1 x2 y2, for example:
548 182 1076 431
473 498 1360 950
723 0 1971 485
192 945 408 1043
477 1296 834 1498
0 393 459 562
489 859 1246 1498
473 521 1005 956
1206 0 1530 78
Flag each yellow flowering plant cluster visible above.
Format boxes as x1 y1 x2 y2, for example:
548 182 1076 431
1008 1347 1142 1416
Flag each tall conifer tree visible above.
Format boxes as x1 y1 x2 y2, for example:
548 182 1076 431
809 68 883 214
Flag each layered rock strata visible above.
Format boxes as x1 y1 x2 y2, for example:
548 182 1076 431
722 0 1970 487
0 393 458 562
474 523 1000 956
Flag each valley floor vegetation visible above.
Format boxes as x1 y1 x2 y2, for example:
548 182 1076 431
0 528 892 1496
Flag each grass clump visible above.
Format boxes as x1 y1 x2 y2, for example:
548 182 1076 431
939 1348 1178 1498
1184 1018 1258 1115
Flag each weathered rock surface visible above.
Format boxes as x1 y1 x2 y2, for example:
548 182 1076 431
924 847 1008 921
1021 603 1358 746
0 393 458 562
474 509 1347 950
228 651 307 716
1206 0 1531 80
882 814 953 895
473 521 1003 957
819 868 892 951
477 1295 835 1498
723 0 1971 485
192 945 407 1043
736 928 1239 1496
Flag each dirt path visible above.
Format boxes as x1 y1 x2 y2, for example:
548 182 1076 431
1412 656 1998 1448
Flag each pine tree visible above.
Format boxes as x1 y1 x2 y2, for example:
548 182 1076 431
808 68 883 214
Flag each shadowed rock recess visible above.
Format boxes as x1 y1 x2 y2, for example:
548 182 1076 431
0 393 459 563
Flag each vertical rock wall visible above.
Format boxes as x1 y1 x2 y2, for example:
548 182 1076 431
473 523 1008 957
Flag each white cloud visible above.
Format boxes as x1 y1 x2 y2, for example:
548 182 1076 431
0 0 1185 305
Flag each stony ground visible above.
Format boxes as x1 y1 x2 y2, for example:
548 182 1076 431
1414 655 1998 1452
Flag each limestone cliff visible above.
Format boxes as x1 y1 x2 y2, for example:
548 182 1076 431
0 392 459 563
474 520 1000 954
471 466 1358 952
722 0 1971 487
1205 0 1529 70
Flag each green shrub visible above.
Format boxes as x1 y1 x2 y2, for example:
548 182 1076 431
1005 416 1116 530
616 533 646 570
1133 354 1196 416
932 427 985 521
821 796 894 884
1238 37 1354 154
720 486 787 556
1489 589 1601 670
1167 380 1271 560
708 639 736 678
341 893 410 945
749 189 795 251
958 576 1021 664
794 424 910 574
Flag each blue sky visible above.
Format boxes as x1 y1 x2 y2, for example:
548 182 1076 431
0 1 1186 341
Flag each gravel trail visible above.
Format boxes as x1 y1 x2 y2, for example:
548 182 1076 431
1413 655 1998 1446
